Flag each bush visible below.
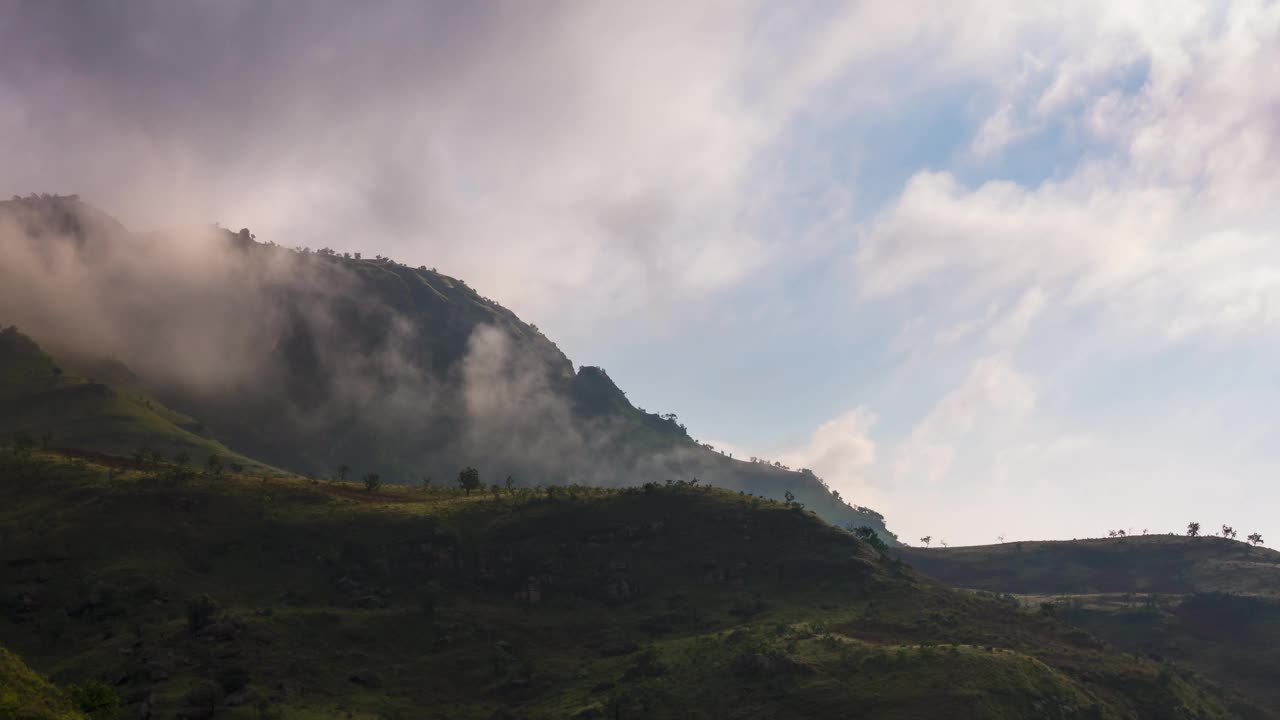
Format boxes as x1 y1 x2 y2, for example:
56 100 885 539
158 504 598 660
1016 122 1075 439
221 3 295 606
363 473 382 492
69 681 122 720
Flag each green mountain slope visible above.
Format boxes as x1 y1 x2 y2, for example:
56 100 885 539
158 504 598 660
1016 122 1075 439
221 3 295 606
0 451 1250 719
0 645 84 720
0 327 263 472
0 194 894 541
897 537 1280 717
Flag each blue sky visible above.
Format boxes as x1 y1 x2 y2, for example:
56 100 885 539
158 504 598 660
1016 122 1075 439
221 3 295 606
2 1 1278 546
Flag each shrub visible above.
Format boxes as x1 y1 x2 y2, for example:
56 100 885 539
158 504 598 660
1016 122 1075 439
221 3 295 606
363 473 382 492
69 681 122 719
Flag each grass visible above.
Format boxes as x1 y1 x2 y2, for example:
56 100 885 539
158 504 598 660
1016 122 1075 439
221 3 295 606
898 538 1280 718
0 450 1249 719
897 535 1280 596
0 327 269 474
0 646 84 720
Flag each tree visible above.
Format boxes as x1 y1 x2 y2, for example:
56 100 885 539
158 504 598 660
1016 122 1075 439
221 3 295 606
421 474 432 491
1247 532 1264 546
920 536 932 548
362 473 382 492
1222 525 1237 539
206 454 224 476
1186 522 1201 537
851 526 888 552
458 466 481 496
337 464 350 482
783 490 803 510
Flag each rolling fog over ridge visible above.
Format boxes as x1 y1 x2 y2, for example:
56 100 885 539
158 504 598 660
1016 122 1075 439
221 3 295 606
0 193 894 539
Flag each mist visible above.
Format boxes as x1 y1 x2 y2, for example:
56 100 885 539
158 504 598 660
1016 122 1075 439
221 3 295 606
0 195 693 488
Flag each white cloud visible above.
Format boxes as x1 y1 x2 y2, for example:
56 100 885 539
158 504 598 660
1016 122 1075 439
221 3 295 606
892 354 1038 486
777 407 879 499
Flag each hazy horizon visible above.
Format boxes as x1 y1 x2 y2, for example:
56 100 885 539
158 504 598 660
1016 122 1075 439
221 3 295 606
2 1 1277 547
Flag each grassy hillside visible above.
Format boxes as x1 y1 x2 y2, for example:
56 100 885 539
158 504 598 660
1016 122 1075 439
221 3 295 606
0 327 266 474
897 538 1280 717
0 450 1251 719
0 645 84 720
896 536 1280 596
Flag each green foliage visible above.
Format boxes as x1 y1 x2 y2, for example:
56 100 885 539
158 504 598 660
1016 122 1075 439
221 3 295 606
0 645 85 719
0 451 1247 720
363 472 382 492
67 682 120 720
851 526 890 553
457 466 480 495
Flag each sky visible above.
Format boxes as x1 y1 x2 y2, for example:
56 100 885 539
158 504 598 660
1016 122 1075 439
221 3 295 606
2 1 1278 546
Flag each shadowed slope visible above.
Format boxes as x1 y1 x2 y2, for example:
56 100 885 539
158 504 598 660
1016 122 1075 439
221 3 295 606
0 450 1251 719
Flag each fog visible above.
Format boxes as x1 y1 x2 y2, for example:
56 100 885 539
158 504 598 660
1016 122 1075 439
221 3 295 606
0 195 733 492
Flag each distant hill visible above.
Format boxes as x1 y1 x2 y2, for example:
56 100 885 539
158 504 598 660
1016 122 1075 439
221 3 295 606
897 536 1280 718
896 535 1280 596
0 450 1249 719
0 194 894 541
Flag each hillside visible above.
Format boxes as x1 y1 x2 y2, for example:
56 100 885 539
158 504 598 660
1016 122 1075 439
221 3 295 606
896 536 1280 597
0 194 894 541
0 327 264 473
0 645 84 720
897 538 1280 717
0 449 1253 719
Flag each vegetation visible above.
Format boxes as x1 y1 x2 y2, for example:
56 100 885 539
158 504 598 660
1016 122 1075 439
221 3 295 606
0 450 1242 719
0 645 85 719
897 536 1280 717
0 326 265 475
457 466 481 496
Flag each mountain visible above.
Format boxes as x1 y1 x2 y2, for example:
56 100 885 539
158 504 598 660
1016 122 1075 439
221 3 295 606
897 537 1280 717
0 449 1250 719
0 194 894 541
